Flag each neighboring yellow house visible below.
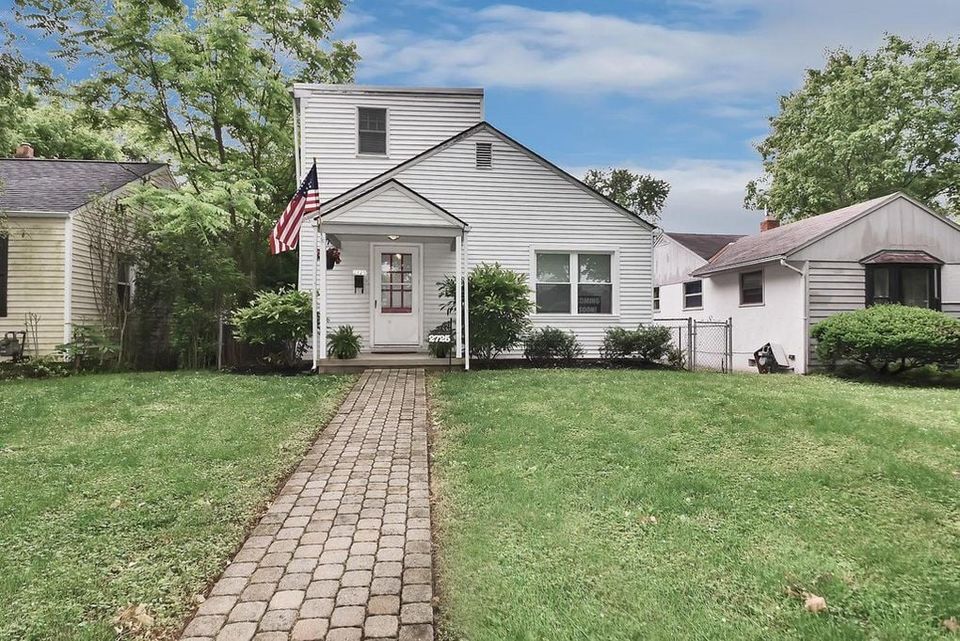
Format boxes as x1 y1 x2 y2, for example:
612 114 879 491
0 148 175 356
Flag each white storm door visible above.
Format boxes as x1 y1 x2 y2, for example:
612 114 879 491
373 245 421 348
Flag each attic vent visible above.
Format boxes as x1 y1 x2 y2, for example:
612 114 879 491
475 142 492 169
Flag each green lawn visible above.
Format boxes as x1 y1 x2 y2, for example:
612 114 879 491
431 370 960 641
0 371 353 641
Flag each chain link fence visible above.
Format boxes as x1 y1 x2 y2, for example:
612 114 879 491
655 317 733 372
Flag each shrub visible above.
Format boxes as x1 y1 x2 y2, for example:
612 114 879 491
0 357 70 381
427 320 454 358
56 324 121 372
523 327 583 367
811 305 960 375
439 263 533 362
231 288 312 366
327 325 363 359
600 325 674 365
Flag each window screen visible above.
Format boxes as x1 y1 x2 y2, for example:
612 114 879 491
358 107 387 155
739 270 763 305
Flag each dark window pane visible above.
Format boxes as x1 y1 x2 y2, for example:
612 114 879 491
536 283 571 313
578 284 612 313
901 267 930 308
359 131 386 154
653 286 660 311
683 280 702 308
358 107 386 131
740 270 763 304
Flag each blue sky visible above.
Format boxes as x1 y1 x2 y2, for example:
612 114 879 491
5 0 959 232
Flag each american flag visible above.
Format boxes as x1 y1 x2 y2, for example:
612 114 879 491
268 163 321 254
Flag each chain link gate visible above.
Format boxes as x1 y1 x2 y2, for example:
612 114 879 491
655 317 734 372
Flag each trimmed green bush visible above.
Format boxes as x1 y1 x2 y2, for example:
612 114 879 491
600 325 673 365
231 288 312 366
523 327 583 367
811 305 960 375
327 325 363 360
439 263 533 362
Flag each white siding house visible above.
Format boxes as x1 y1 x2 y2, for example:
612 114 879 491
659 193 960 373
293 85 655 367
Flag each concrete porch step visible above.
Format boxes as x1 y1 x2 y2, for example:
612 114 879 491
316 354 464 373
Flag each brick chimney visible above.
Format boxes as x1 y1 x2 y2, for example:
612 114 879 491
760 216 779 232
14 143 34 159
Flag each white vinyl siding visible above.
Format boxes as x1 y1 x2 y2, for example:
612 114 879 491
0 216 66 355
298 88 483 200
389 130 652 356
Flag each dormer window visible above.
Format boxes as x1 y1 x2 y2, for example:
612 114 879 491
358 107 387 155
476 142 492 169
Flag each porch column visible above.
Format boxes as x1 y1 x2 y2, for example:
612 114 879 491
311 221 319 369
463 231 470 371
318 226 328 362
455 233 463 358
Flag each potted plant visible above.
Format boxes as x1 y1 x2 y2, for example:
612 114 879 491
327 325 362 359
323 245 342 270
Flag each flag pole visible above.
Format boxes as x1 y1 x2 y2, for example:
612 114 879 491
311 157 320 372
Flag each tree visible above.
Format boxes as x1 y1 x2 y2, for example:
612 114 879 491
14 0 359 285
746 35 960 221
583 168 670 223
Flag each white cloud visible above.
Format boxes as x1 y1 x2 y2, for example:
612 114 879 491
568 159 763 233
344 1 960 98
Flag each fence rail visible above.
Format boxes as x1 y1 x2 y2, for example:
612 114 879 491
655 317 733 373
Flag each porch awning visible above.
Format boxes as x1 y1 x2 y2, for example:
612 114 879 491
309 179 468 237
860 250 943 265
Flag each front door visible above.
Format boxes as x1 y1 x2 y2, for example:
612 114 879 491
373 245 421 349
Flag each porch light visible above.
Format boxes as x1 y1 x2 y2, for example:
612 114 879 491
387 235 400 241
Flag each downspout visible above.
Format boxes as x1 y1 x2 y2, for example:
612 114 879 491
63 215 74 346
780 258 809 374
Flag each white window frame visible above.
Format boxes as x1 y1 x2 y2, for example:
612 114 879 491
530 246 619 317
683 279 703 310
356 106 389 157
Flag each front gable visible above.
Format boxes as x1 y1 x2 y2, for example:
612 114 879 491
321 180 467 230
790 196 960 263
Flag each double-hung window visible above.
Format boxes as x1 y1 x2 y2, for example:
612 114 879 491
866 264 940 310
535 252 613 314
358 107 387 155
116 254 135 309
683 280 702 309
653 286 660 311
739 270 763 305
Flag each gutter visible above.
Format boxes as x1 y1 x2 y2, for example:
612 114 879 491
63 215 74 345
780 258 809 374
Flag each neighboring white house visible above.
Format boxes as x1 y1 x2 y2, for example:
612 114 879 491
655 192 960 373
292 85 655 368
0 150 175 356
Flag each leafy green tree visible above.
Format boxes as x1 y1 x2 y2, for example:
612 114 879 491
746 35 960 221
583 168 670 223
14 0 358 284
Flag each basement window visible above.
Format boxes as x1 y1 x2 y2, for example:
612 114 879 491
358 107 387 155
476 142 492 169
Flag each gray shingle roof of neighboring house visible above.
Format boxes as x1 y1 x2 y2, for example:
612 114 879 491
0 158 166 214
692 193 903 276
665 232 745 260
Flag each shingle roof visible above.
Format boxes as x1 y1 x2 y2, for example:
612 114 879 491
665 232 745 260
692 193 901 276
0 158 167 214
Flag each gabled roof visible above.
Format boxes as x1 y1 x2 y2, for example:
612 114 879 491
307 121 654 230
692 193 921 276
0 158 167 214
321 179 469 229
665 232 745 260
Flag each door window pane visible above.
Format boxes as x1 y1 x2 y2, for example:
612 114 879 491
380 252 412 313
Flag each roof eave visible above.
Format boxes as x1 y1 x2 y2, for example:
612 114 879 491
692 254 786 277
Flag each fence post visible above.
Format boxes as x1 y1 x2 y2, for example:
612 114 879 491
727 317 733 373
686 318 694 371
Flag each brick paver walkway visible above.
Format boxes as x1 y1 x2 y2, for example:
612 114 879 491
181 369 434 641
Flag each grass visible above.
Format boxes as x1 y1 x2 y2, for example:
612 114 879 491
0 371 354 641
431 370 960 641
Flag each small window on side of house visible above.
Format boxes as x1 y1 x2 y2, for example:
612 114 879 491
740 270 763 305
476 142 492 169
358 107 387 155
653 286 660 311
116 255 134 309
683 280 702 309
